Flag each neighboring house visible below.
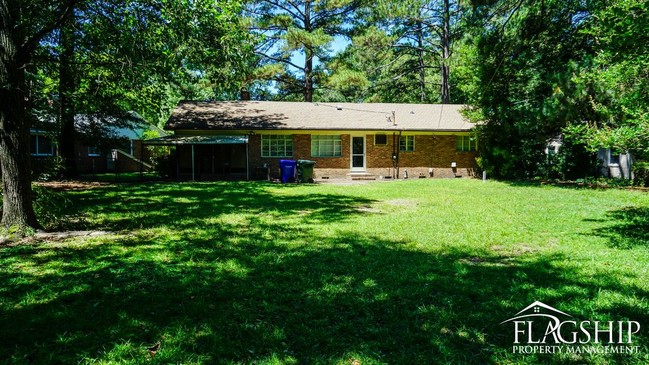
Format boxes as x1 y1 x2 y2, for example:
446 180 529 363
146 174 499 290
30 114 161 174
146 101 479 180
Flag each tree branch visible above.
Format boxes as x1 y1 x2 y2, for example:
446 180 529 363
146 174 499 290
500 0 526 33
22 0 78 54
311 5 356 26
260 0 303 21
255 51 305 71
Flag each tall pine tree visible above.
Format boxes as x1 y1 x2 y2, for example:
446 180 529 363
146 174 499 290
248 0 361 101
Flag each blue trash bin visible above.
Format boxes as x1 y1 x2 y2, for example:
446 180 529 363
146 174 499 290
279 160 296 183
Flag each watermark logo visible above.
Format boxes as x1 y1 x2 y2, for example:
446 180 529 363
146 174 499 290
501 301 641 355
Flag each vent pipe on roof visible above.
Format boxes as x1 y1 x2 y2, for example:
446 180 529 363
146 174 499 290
336 105 342 110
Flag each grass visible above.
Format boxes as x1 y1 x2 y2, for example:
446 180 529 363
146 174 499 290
78 172 160 182
1 179 648 364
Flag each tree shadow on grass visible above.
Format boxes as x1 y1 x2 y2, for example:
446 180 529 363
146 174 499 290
55 181 378 231
1 232 648 364
3 182 648 364
590 207 649 249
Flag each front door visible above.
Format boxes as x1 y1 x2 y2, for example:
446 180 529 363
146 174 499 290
350 136 365 171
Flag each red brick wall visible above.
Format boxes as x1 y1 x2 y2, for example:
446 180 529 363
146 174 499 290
364 134 478 178
237 132 478 180
249 134 279 178
75 142 107 174
365 133 393 168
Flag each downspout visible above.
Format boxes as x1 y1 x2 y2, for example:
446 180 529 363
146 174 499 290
392 131 401 179
430 135 437 177
246 140 250 181
397 130 401 179
392 133 396 179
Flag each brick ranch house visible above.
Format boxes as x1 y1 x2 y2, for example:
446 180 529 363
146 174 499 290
147 101 479 180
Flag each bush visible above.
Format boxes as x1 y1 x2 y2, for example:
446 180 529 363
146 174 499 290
32 156 65 181
576 177 634 188
633 162 649 187
33 185 72 230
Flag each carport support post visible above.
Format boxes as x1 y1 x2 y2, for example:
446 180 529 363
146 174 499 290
191 144 195 181
246 141 250 180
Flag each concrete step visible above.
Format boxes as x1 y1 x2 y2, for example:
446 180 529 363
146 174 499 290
349 172 377 180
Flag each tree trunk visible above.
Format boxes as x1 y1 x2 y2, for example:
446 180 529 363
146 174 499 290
0 95 40 230
0 0 41 230
304 50 314 102
303 0 313 102
59 11 78 177
417 19 426 103
440 0 451 104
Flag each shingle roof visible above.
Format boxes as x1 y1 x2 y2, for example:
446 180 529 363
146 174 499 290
166 101 474 132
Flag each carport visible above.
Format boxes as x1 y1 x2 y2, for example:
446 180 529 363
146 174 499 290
144 135 249 180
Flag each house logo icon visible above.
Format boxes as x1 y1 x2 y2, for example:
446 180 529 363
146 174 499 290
501 301 572 333
501 301 641 355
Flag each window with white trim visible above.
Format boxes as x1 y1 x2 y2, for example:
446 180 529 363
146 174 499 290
311 135 342 157
374 134 388 145
399 135 415 152
456 135 477 152
30 134 54 156
261 135 293 157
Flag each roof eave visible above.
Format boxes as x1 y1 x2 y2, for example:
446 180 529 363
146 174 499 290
166 127 474 132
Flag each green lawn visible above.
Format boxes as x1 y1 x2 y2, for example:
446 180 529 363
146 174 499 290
1 179 648 364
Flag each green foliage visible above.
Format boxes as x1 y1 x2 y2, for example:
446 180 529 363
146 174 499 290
32 0 252 128
32 185 72 230
563 0 649 156
321 27 398 102
537 140 599 181
450 38 481 103
31 156 65 182
247 0 360 100
467 0 600 179
284 28 333 51
632 162 649 187
321 0 471 103
141 129 171 176
574 176 635 188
